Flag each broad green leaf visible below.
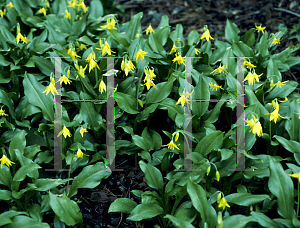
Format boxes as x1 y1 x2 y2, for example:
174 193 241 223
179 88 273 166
0 190 12 200
23 73 54 122
9 130 26 161
2 215 50 228
268 157 295 220
13 163 41 181
49 191 82 226
107 29 130 48
154 26 170 46
109 198 138 214
137 103 158 122
187 30 200 46
148 32 167 57
145 75 176 104
266 58 282 82
225 193 270 206
68 162 111 198
127 203 164 221
284 99 300 142
251 211 285 228
132 135 149 151
274 135 300 153
170 24 185 46
232 41 254 57
33 179 65 191
187 179 217 228
27 204 43 223
164 214 195 228
115 92 140 114
257 31 269 57
192 75 210 117
88 0 103 20
72 14 87 36
0 89 16 119
265 81 298 101
240 28 256 47
126 12 143 43
0 163 12 187
223 215 257 228
139 160 164 191
225 19 240 44
195 131 223 156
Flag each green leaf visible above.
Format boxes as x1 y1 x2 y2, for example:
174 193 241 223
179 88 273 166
265 81 298 101
164 214 195 228
72 14 87 36
109 198 138 214
257 31 269 57
170 24 185 46
225 19 240 44
232 41 254 57
240 28 256 47
145 75 176 104
223 215 257 228
23 72 54 122
126 12 143 43
139 160 164 191
192 75 210 117
268 157 295 220
154 26 170 46
251 211 285 228
127 203 164 221
33 179 65 191
225 193 270 206
284 99 300 142
88 0 103 20
13 163 41 182
0 163 12 187
0 89 16 119
108 29 130 48
68 162 111 198
274 135 300 153
2 215 50 228
187 30 200 46
148 32 167 57
49 191 82 226
195 131 223 156
187 179 217 228
0 190 12 200
132 135 149 151
115 92 140 114
27 204 43 223
9 130 26 161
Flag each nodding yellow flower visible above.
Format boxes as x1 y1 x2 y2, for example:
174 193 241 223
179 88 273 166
173 132 179 142
101 17 117 30
169 45 181 54
96 41 116 56
245 116 263 136
289 172 300 182
244 72 263 85
195 48 200 55
44 1 50 8
274 80 289 88
57 69 72 85
270 80 274 89
216 171 220 182
75 148 89 159
67 47 81 60
136 33 140 38
68 0 77 9
138 99 145 108
0 9 6 18
172 53 185 65
265 109 284 124
6 2 14 9
77 0 88 13
135 49 147 63
279 97 288 103
175 90 194 106
162 140 180 150
37 7 47 16
243 60 256 69
211 64 228 76
143 67 156 83
270 34 282 47
80 127 87 137
267 100 279 111
209 82 223 91
62 10 71 19
143 79 157 91
200 27 214 42
14 27 30 44
217 211 223 228
57 126 72 138
0 155 15 169
75 63 88 79
0 107 8 116
78 43 87 50
86 52 100 73
99 80 106 94
42 77 59 96
218 197 230 210
121 59 135 76
255 24 266 34
144 24 154 35
217 193 222 203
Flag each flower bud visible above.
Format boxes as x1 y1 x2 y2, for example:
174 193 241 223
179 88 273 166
206 165 211 176
217 193 222 203
216 171 220 182
174 132 179 142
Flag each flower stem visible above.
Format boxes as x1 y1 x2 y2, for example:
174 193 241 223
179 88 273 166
67 156 74 197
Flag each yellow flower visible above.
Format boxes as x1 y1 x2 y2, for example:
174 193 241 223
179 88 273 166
99 80 106 94
265 109 284 124
245 116 263 136
267 100 279 111
200 27 214 42
206 165 211 175
97 41 116 56
138 99 145 108
43 77 59 96
218 197 230 210
75 148 89 159
86 52 100 73
68 0 77 9
289 172 300 182
270 80 274 89
0 107 8 116
37 7 47 16
121 59 135 76
172 53 185 66
274 80 289 88
75 63 88 79
136 33 140 38
143 79 157 91
295 112 300 119
101 17 117 30
57 69 71 85
209 82 223 91
255 24 266 34
244 72 262 85
0 9 6 18
67 47 81 60
0 155 15 169
279 97 288 103
217 193 222 203
270 34 282 47
217 212 223 228
77 43 87 50
216 171 220 182
169 45 181 54
195 48 200 55
175 90 193 106
6 2 14 9
62 10 71 19
80 127 87 137
245 118 257 132
57 126 72 138
144 24 154 35
135 49 147 63
14 27 30 44
162 140 180 150
211 64 228 76
173 132 179 142
77 0 88 13
243 60 256 69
